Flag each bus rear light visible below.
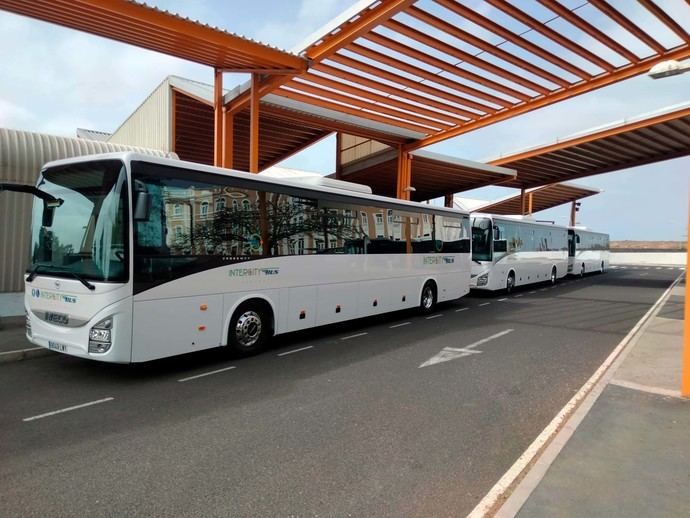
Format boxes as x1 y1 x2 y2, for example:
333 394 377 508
89 317 113 354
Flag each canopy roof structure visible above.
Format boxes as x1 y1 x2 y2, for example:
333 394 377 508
490 102 690 189
336 148 516 201
247 0 690 150
0 0 307 73
461 182 601 215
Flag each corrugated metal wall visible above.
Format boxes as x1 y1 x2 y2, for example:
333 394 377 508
0 128 171 293
108 78 171 151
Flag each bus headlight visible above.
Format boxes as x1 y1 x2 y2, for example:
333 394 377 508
89 317 113 354
25 309 32 338
477 273 488 286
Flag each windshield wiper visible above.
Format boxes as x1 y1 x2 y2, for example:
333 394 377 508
26 265 96 291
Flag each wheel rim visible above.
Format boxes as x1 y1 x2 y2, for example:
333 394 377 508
551 269 556 283
235 310 262 348
422 286 434 309
507 275 514 291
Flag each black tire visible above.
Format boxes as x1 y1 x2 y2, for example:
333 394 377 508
506 272 516 294
420 281 437 314
227 301 272 356
550 266 557 285
580 263 585 278
601 261 605 273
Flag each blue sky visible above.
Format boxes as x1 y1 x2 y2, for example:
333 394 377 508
0 0 688 240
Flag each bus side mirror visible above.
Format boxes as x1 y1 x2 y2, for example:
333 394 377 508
42 201 55 227
133 180 150 221
494 240 507 253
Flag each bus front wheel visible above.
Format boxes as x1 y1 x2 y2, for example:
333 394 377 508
420 281 437 314
227 301 272 356
506 272 516 294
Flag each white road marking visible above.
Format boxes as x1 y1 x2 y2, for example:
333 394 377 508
656 266 662 269
23 397 114 422
178 366 236 382
425 313 443 319
498 298 508 302
640 273 648 276
390 321 411 328
419 329 514 368
513 294 523 298
610 379 681 398
479 302 491 306
277 345 313 357
455 307 469 312
529 291 537 294
341 332 367 340
539 288 547 291
667 267 675 270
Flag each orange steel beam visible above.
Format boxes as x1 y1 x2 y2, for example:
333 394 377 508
527 191 534 215
408 45 690 151
335 132 343 180
406 5 569 88
435 0 591 80
360 32 516 106
5 0 308 71
259 104 410 146
285 80 444 132
680 197 690 397
222 109 234 169
274 87 434 134
589 0 666 54
304 0 416 62
490 103 690 166
329 50 505 112
213 68 223 167
293 74 462 126
520 188 526 214
384 19 548 97
536 0 639 63
250 73 260 173
638 0 690 45
484 0 615 72
395 147 413 201
444 194 453 208
316 62 477 121
350 39 518 106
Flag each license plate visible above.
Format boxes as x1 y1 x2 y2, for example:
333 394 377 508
45 312 69 325
48 341 68 352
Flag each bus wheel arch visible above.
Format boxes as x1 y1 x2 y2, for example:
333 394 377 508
226 297 275 356
420 279 438 314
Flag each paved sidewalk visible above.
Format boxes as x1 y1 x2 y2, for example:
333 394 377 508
504 279 689 517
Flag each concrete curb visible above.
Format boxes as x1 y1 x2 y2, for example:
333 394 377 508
0 346 53 364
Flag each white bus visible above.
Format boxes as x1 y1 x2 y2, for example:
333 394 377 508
15 153 471 363
470 214 568 292
568 227 610 276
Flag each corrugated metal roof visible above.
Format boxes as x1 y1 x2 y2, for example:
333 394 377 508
76 128 112 141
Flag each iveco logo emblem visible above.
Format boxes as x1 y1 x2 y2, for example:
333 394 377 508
54 280 61 289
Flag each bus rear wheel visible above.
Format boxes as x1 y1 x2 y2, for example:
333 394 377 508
580 264 585 278
227 301 272 356
550 266 557 285
506 272 515 294
420 281 437 314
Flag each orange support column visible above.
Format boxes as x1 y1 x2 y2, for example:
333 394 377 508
444 194 453 208
527 192 533 215
213 68 223 167
335 132 343 180
249 73 261 173
222 108 234 169
396 147 412 201
570 201 577 226
682 197 690 397
520 188 526 215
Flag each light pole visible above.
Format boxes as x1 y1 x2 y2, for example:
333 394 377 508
649 60 690 397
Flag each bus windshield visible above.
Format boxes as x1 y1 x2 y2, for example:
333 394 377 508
29 159 128 283
471 216 492 261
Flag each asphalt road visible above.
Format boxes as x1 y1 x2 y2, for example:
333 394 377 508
0 266 682 517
